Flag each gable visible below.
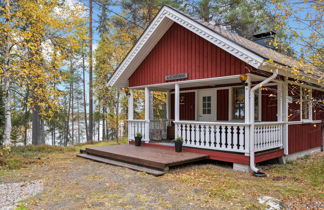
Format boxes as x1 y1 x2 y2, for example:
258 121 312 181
108 6 265 88
129 23 249 87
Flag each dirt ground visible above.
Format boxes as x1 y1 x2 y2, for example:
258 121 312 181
0 147 323 209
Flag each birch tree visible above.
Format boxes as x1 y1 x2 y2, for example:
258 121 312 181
0 0 87 145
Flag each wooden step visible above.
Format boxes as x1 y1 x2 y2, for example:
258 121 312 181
77 153 166 176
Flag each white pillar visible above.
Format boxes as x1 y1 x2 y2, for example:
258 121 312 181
244 75 251 155
244 76 251 123
277 83 283 122
128 89 134 141
149 91 154 120
166 91 170 120
175 84 180 122
282 78 289 155
128 89 134 120
145 87 150 142
175 84 180 138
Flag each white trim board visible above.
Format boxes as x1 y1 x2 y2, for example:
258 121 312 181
108 6 265 88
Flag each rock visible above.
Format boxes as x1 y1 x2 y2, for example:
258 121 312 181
258 196 285 210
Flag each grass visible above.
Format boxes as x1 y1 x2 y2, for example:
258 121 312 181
0 139 322 209
166 152 324 208
0 138 128 170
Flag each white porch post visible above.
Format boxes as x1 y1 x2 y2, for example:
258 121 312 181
175 83 180 138
128 89 134 141
244 75 251 155
277 83 283 122
149 91 154 120
166 91 170 120
144 87 150 142
282 77 289 155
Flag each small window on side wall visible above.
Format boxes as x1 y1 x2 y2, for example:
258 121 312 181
301 88 311 120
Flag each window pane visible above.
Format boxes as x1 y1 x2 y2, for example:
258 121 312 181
233 87 245 120
302 88 310 120
202 96 211 115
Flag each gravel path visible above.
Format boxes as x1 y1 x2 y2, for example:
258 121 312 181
0 153 237 209
0 180 44 210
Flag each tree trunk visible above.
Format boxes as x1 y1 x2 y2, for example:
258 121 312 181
32 106 42 145
116 90 120 143
102 106 106 141
70 57 75 145
77 102 81 144
89 0 94 141
2 81 11 146
82 43 89 142
2 0 12 146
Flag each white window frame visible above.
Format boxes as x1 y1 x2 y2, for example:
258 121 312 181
300 87 312 122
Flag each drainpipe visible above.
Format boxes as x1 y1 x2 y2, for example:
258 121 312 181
249 69 279 176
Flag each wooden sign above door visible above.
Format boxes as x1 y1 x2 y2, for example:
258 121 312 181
165 73 188 81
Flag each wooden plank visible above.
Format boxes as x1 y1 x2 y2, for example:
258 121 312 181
77 153 166 176
85 144 208 170
133 142 286 165
255 149 284 163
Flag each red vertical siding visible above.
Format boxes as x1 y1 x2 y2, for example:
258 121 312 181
129 23 249 87
261 86 277 121
288 123 322 154
288 84 301 121
217 89 229 120
170 92 195 120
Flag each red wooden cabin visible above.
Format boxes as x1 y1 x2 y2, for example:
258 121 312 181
108 6 324 172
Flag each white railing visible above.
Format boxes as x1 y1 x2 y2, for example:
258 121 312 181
254 122 284 152
174 121 249 153
128 120 147 140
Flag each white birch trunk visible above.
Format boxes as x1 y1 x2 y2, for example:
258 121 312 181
2 0 12 146
2 81 11 146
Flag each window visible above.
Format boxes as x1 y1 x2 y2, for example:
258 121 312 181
233 87 245 120
302 88 311 120
202 96 211 114
232 87 259 120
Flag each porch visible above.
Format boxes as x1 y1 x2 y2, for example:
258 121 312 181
77 144 208 176
127 74 286 156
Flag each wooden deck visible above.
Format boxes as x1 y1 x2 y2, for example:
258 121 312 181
77 144 208 175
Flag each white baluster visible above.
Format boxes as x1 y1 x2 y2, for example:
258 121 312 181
221 125 226 149
215 125 220 149
211 125 215 148
196 124 199 146
186 123 190 144
233 126 238 150
239 126 244 151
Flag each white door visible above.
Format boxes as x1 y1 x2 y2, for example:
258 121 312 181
198 89 216 121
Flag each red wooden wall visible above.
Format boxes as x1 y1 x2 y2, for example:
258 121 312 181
129 23 249 87
261 86 277 121
170 92 195 120
288 123 322 154
217 89 229 120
